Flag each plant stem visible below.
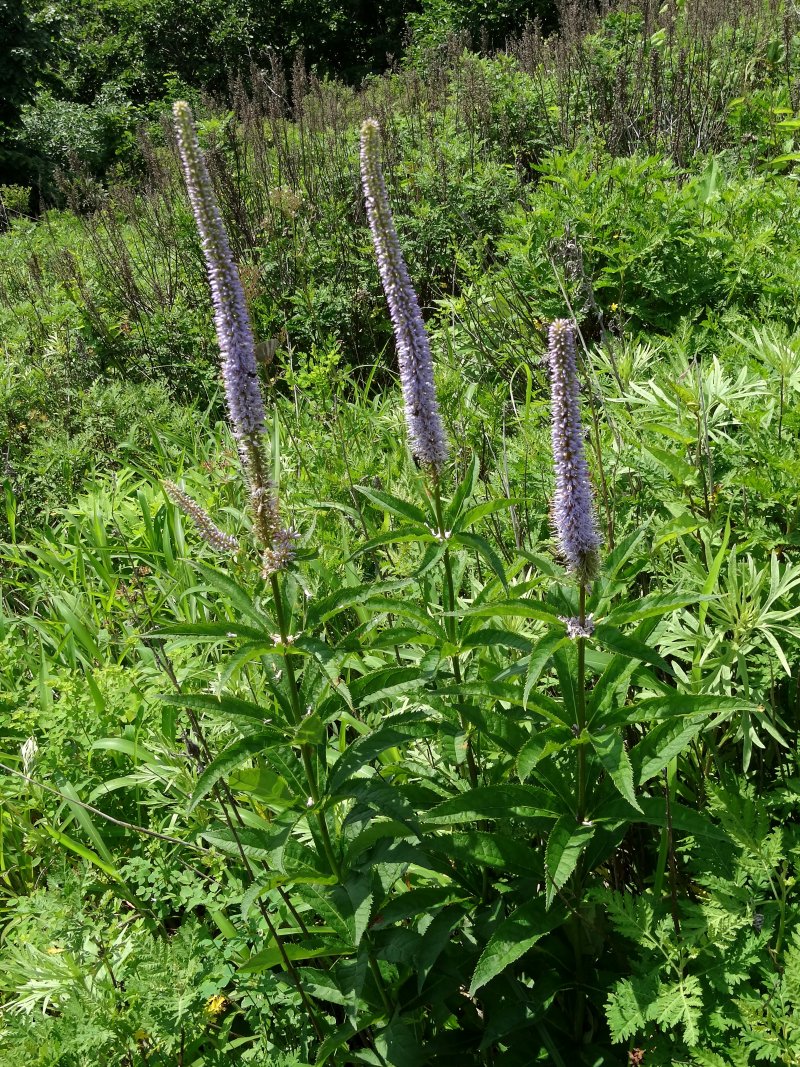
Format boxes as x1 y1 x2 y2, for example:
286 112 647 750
431 476 479 788
576 583 587 824
270 572 341 880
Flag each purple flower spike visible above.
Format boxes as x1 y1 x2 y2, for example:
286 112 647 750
173 101 295 563
164 480 239 554
172 103 266 456
360 119 448 473
547 319 602 584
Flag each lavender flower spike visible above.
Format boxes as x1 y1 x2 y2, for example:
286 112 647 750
360 119 448 473
164 480 239 554
547 319 602 584
172 102 268 482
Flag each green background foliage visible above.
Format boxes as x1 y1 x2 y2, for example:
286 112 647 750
3 0 800 1063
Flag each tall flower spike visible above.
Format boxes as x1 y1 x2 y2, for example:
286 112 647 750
360 119 448 473
174 101 296 561
164 481 239 554
172 101 270 493
547 319 602 584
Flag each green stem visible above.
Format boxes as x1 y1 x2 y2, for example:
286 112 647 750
576 584 587 824
270 573 341 879
431 477 478 788
270 571 394 1020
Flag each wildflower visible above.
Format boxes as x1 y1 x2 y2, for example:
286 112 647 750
205 993 229 1019
560 614 595 639
173 102 295 569
360 118 448 473
20 736 38 775
172 103 266 471
163 481 239 554
547 319 602 584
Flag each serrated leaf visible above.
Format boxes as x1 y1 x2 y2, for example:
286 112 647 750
469 897 566 994
606 975 659 1043
444 454 480 524
459 628 533 655
545 816 595 907
641 443 698 485
349 666 430 708
188 734 271 812
425 785 561 826
306 580 408 628
652 975 703 1045
427 830 543 877
463 599 564 624
590 730 641 811
355 486 429 525
517 726 573 780
348 525 431 558
604 592 708 626
633 692 754 720
451 531 509 592
456 497 521 531
592 624 673 675
523 632 570 707
239 936 352 974
653 514 706 547
190 560 269 627
160 692 274 728
152 621 267 642
328 712 444 794
631 716 706 785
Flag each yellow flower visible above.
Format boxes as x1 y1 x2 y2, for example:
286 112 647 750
205 993 229 1019
610 303 619 312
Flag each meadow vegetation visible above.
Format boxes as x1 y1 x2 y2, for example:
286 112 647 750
2 1 800 1063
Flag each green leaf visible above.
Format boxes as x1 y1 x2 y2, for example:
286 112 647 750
631 717 707 785
306 580 408 628
190 560 269 627
239 936 352 974
517 726 573 780
545 816 595 907
355 486 429 525
425 785 561 826
641 443 698 485
523 632 570 708
463 599 564 624
592 624 673 675
160 692 273 727
604 592 707 626
348 525 431 558
451 531 509 592
590 731 641 811
469 897 566 994
349 666 430 709
202 822 294 861
459 628 533 655
456 497 521 531
633 692 754 720
428 831 543 877
652 975 703 1046
444 454 480 524
653 514 706 547
328 712 445 794
42 826 124 883
188 734 271 812
152 621 267 642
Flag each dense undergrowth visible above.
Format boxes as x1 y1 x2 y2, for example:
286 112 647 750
2 1 800 1064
